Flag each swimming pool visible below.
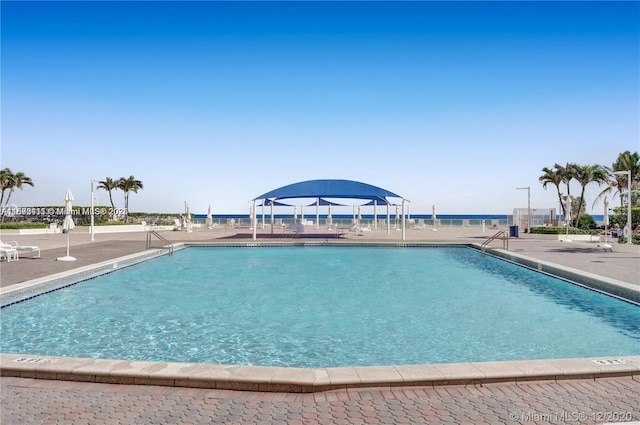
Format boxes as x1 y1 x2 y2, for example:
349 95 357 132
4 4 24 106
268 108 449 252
1 246 638 368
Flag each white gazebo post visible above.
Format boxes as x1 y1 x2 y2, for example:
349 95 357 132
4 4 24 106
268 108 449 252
252 200 257 240
386 203 390 235
261 202 265 229
373 200 377 230
613 170 633 244
395 205 399 229
401 199 406 241
270 200 274 235
316 198 320 230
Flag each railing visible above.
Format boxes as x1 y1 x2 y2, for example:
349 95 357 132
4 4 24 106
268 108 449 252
146 230 173 256
481 230 509 254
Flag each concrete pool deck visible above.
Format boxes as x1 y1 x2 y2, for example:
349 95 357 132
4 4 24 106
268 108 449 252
2 225 639 287
1 226 639 422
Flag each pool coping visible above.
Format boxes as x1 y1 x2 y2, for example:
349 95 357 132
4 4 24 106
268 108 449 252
2 353 638 392
2 242 639 392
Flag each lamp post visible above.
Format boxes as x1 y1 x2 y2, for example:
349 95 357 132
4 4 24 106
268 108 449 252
613 170 632 244
516 186 531 234
90 179 98 242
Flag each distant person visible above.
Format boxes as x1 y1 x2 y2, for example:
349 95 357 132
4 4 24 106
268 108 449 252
612 224 620 238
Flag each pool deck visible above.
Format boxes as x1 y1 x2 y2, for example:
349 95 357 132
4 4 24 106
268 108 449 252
1 226 639 423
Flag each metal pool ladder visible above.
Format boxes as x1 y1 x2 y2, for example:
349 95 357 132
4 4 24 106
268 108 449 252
146 230 174 256
481 230 509 254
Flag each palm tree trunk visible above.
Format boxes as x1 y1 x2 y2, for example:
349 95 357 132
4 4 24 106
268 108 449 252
108 190 116 220
124 191 129 222
575 188 586 225
3 189 15 207
555 189 565 220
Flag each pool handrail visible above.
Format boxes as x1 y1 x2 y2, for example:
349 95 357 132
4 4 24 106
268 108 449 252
146 230 174 256
481 230 509 253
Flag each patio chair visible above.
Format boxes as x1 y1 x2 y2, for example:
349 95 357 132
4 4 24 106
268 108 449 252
1 240 41 259
0 246 19 262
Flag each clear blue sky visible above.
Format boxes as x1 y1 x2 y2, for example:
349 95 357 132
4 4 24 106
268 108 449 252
2 1 638 215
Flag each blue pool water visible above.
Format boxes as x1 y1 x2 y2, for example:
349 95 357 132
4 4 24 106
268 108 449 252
1 247 638 367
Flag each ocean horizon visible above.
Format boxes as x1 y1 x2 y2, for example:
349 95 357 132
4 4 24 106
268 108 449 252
195 213 606 222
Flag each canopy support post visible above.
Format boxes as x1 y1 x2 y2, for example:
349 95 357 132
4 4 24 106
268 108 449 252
374 200 377 231
401 199 406 241
252 200 257 241
387 203 390 235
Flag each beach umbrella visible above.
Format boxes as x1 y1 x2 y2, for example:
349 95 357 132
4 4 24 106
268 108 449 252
432 204 438 231
563 195 572 242
564 196 572 225
206 204 213 229
185 202 192 233
57 188 76 261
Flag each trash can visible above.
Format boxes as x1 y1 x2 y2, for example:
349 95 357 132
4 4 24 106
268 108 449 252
509 225 519 237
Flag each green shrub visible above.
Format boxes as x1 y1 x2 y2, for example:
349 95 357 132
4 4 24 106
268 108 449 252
618 234 640 245
0 222 48 229
577 214 597 230
529 226 591 235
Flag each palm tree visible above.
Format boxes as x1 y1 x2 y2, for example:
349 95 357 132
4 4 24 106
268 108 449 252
539 166 565 219
96 177 120 219
593 151 640 209
1 170 34 207
612 151 639 207
0 168 14 206
539 163 575 223
117 176 144 222
557 163 576 198
571 164 608 223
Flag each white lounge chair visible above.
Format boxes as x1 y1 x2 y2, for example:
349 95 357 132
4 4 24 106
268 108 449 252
1 240 40 259
0 246 18 262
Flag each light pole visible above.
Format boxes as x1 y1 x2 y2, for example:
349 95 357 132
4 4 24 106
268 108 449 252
516 186 531 234
90 179 98 241
562 194 572 242
613 170 632 244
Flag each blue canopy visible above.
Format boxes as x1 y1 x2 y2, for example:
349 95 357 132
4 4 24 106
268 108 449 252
254 179 402 203
362 199 397 206
257 199 292 207
307 198 346 207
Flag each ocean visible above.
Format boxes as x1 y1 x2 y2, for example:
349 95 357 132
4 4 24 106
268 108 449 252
195 213 606 221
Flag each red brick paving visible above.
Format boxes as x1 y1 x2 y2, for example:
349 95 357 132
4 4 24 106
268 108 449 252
2 376 639 424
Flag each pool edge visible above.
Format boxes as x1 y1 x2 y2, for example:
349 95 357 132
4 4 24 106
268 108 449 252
2 242 638 393
477 244 640 304
1 353 638 393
